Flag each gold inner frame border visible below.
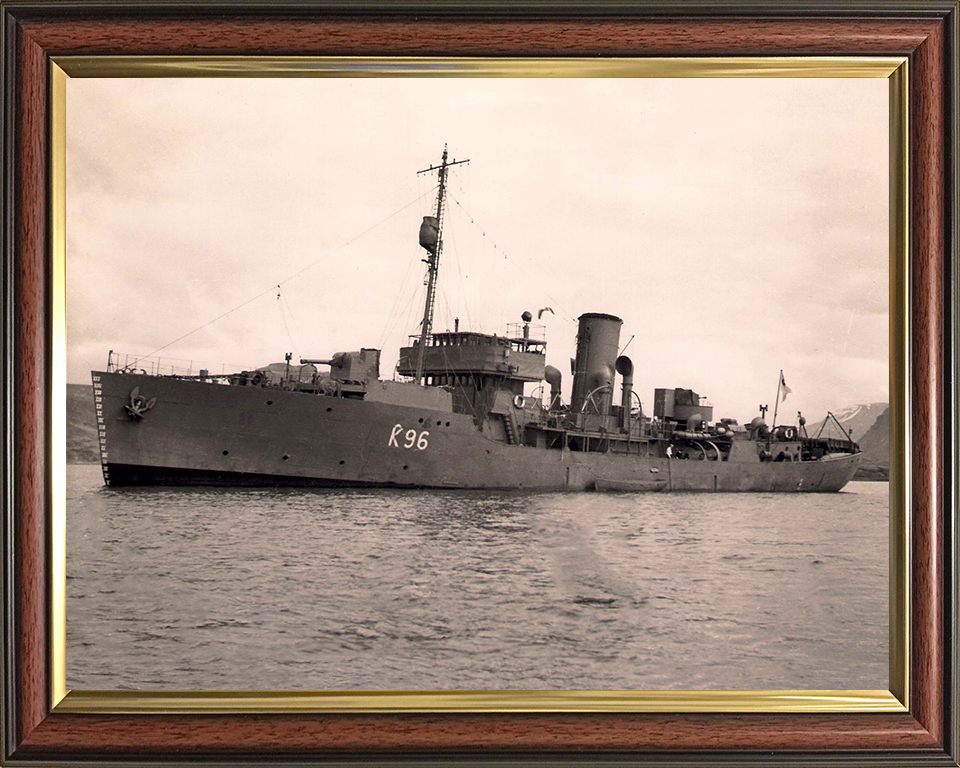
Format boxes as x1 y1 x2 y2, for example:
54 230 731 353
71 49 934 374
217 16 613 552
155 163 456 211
48 55 910 715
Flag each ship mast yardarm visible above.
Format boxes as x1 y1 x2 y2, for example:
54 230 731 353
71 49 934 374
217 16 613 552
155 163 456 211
414 145 469 385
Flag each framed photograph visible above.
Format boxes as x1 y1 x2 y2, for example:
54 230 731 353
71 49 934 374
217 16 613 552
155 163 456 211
2 2 957 766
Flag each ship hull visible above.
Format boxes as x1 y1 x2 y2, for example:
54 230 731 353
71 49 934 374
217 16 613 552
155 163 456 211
93 372 861 492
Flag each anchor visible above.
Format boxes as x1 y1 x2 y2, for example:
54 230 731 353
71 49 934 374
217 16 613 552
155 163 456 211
124 386 156 420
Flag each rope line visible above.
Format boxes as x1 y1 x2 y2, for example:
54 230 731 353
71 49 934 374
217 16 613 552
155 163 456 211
128 188 436 367
377 246 423 350
446 192 575 323
276 287 300 356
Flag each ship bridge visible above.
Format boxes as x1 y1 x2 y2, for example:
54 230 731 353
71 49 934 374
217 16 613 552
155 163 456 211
397 325 546 421
397 328 545 385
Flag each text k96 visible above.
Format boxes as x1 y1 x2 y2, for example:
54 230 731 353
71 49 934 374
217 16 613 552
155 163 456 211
388 424 429 450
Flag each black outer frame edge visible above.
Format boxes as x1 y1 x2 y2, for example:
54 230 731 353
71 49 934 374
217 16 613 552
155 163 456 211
4 748 960 768
944 1 960 764
0 0 957 766
1 4 19 766
0 0 957 19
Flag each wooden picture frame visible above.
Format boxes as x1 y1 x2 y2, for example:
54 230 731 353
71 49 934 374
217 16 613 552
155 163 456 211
2 2 957 765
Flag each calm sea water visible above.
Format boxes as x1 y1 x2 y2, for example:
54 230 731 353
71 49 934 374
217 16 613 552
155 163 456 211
66 464 889 691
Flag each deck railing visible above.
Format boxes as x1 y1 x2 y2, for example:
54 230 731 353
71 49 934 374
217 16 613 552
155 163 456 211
105 351 239 378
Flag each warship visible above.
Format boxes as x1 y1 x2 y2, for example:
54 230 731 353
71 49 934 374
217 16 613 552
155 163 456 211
92 148 861 492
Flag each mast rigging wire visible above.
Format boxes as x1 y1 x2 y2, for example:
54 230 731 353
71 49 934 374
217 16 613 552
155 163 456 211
276 286 301 356
128 188 437 367
446 192 574 323
377 246 425 350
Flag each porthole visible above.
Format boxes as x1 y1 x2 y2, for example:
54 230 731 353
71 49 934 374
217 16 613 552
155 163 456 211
403 465 409 470
282 454 289 461
445 421 450 427
339 460 345 465
436 421 442 426
326 407 332 413
222 450 229 456
266 400 273 405
418 417 424 424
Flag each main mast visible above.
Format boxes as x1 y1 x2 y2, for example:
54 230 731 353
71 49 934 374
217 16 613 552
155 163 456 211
414 145 469 385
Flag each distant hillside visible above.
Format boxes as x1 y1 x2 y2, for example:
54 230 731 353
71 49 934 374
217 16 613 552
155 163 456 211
67 383 99 464
853 407 890 481
806 403 888 481
807 402 888 443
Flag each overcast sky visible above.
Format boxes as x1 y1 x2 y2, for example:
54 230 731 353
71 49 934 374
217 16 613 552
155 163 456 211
66 77 888 423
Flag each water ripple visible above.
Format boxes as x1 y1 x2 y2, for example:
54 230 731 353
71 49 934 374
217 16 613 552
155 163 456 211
66 465 888 692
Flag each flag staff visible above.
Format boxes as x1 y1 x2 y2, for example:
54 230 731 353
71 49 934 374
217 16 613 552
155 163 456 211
772 370 792 428
772 370 782 428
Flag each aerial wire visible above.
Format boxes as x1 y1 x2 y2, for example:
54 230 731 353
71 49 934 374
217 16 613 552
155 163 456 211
446 191 575 323
276 286 301 357
378 244 426 350
443 212 474 332
128 188 437 367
